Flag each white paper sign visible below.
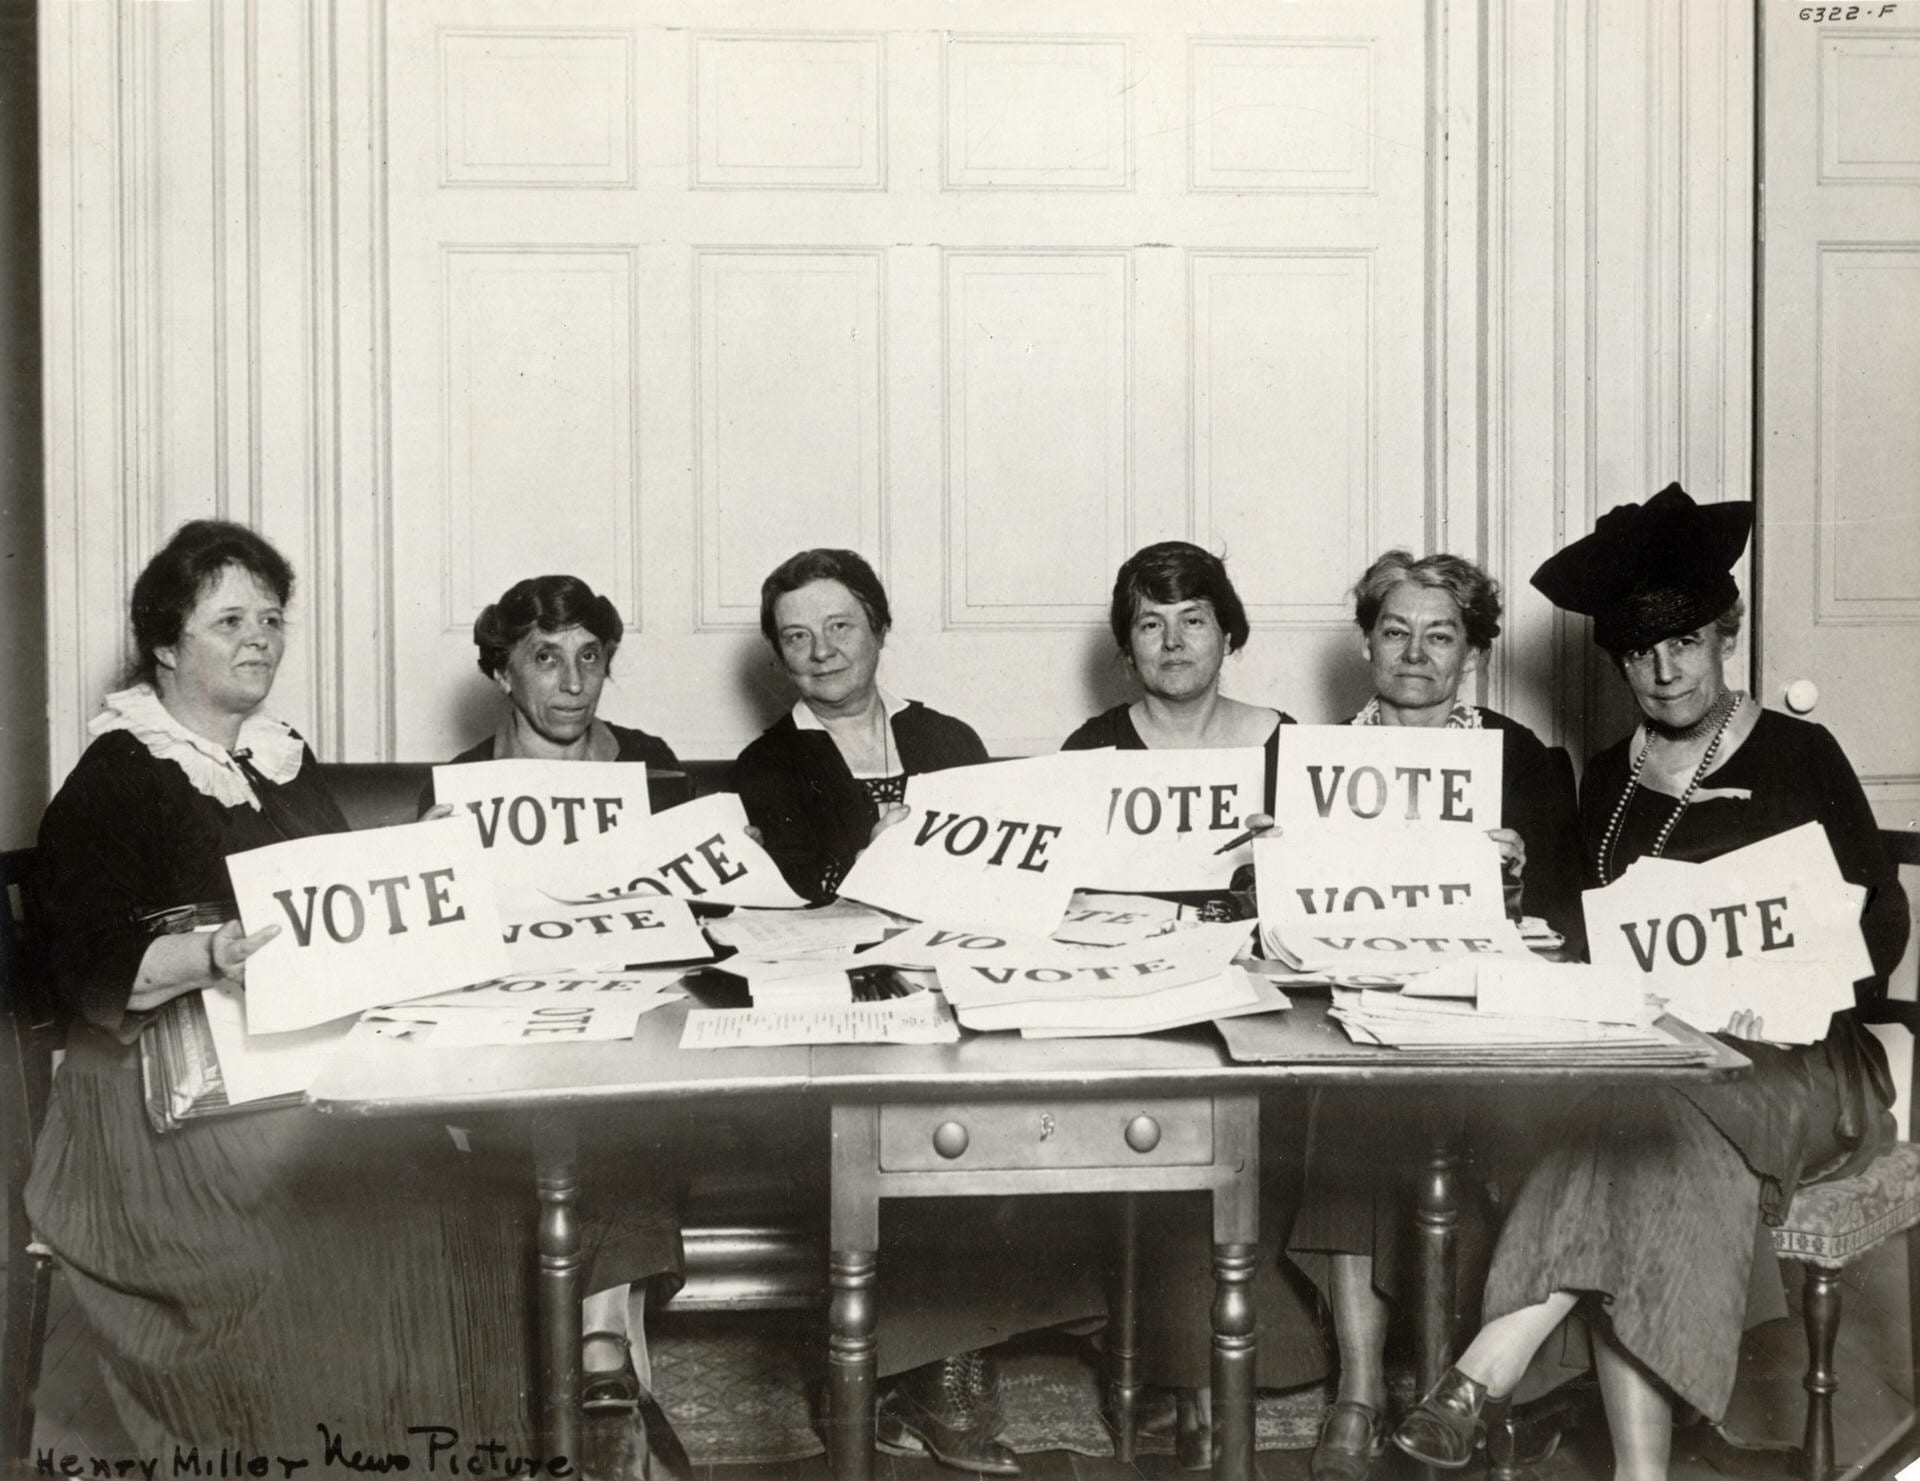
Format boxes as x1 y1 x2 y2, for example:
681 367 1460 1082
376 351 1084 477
230 818 509 1033
1582 821 1869 1042
432 759 654 895
1061 747 1268 890
365 999 660 1046
499 894 712 974
933 920 1254 1011
1052 892 1183 946
1255 826 1508 924
401 970 688 1008
201 982 353 1103
1271 725 1503 834
1266 913 1536 980
838 754 1104 937
540 793 807 909
679 995 960 1048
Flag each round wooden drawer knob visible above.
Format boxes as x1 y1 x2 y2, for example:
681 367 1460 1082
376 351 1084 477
1125 1115 1162 1153
932 1121 970 1159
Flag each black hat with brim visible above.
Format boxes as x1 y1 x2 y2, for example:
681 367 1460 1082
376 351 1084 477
1530 484 1752 654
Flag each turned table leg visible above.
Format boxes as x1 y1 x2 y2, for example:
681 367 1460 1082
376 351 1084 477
533 1111 583 1468
1413 1097 1463 1398
1211 1093 1261 1481
1801 1264 1841 1481
828 1105 881 1481
1108 1193 1142 1461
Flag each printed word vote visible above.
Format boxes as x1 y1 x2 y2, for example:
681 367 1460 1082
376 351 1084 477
912 812 1061 871
1104 783 1244 835
1617 896 1796 972
464 793 627 847
272 868 465 945
1307 766 1476 823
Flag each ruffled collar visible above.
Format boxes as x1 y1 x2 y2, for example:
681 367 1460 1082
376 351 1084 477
90 684 305 810
1351 696 1483 729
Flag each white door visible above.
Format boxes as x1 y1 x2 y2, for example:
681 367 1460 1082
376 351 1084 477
1760 1 1920 827
380 0 1433 762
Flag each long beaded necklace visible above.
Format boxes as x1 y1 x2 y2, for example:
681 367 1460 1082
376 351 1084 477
1596 689 1741 886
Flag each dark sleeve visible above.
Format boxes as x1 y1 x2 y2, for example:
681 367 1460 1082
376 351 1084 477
34 741 170 1039
915 712 989 772
733 730 853 906
1502 728 1586 955
1060 715 1111 752
1803 724 1909 1003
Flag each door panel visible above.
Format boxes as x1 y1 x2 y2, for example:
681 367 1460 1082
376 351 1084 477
383 0 1431 762
1762 7 1920 825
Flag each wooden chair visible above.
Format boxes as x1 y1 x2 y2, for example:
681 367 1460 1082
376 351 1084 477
3 848 57 1462
1768 828 1920 1481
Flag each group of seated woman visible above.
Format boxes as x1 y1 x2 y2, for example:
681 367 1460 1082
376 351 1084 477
25 483 1906 1481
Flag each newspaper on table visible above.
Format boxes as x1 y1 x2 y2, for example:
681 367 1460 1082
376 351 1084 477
1582 821 1871 1044
679 993 960 1048
538 792 806 910
1018 969 1288 1039
837 753 1105 938
1270 725 1503 835
498 893 712 974
431 758 655 899
229 817 509 1033
1062 746 1269 890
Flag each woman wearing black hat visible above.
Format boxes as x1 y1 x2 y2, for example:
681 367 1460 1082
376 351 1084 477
1391 486 1909 1481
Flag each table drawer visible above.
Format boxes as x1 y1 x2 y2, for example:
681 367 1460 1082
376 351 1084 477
878 1097 1214 1172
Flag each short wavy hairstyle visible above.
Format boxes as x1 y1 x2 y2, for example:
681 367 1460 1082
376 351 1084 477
758 548 893 648
127 520 295 688
472 575 624 679
1107 542 1251 656
1352 551 1503 652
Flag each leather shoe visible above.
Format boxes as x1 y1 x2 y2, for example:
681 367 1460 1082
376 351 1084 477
876 1353 1020 1476
582 1336 641 1415
1312 1401 1386 1481
1391 1367 1491 1470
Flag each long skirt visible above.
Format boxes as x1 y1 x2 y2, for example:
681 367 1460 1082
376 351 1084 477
25 1029 676 1462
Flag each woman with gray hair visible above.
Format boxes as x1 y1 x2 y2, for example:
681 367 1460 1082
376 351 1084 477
1291 549 1583 1481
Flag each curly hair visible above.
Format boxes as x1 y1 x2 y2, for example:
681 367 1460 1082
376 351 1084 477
1107 542 1251 656
127 520 295 688
1352 550 1503 651
472 575 624 679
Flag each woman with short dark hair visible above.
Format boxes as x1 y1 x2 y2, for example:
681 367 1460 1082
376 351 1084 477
26 520 538 1456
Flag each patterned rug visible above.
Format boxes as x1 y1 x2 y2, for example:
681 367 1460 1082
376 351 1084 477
649 1317 1416 1467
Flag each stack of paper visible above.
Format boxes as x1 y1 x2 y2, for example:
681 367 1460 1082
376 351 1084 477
1328 987 1705 1064
361 971 687 1047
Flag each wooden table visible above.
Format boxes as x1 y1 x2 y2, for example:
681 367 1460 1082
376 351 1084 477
307 991 1748 1481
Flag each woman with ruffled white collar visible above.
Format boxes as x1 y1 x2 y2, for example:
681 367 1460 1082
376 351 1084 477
25 520 539 1456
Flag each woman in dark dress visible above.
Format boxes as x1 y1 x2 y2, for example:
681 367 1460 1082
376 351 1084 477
734 549 1102 1476
25 521 537 1459
1062 541 1328 1466
1391 487 1908 1481
425 574 685 1436
1287 552 1582 1481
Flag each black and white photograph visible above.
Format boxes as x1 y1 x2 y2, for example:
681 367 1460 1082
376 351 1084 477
3 4 1918 1481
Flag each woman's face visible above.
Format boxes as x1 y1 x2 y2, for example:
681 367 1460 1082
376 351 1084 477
1620 622 1735 731
155 564 286 719
1127 597 1228 702
1364 581 1482 720
497 624 610 745
772 579 884 712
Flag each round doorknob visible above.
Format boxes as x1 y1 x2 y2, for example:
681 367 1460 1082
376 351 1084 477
1124 1115 1162 1153
1784 679 1820 715
932 1120 969 1159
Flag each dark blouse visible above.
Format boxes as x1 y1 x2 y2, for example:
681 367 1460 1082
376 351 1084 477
1579 708 1908 1217
36 730 349 1041
733 702 989 904
1059 703 1293 814
1475 708 1585 948
419 720 680 813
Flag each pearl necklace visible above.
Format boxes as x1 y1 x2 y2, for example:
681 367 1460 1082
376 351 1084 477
1596 690 1740 886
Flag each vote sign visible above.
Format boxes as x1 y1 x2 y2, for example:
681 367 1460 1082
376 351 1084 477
1255 826 1508 925
541 793 806 909
1066 747 1267 891
1583 822 1870 1040
432 759 654 897
838 753 1104 938
1271 725 1502 835
230 817 509 1033
498 893 712 975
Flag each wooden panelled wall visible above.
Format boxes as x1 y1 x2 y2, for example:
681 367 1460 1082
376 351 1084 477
38 1 1753 785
